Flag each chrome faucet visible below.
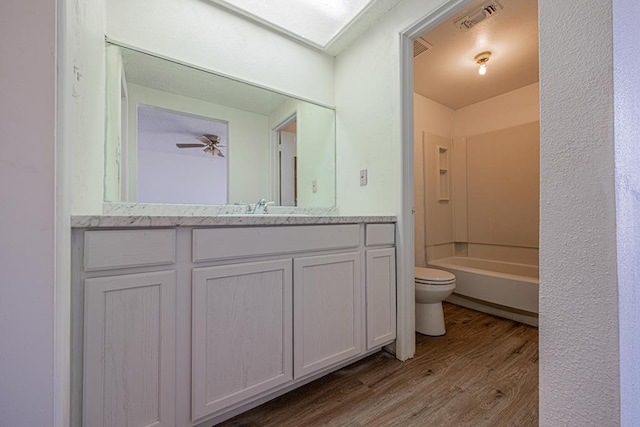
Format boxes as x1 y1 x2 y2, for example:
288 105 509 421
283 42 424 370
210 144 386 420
247 198 274 214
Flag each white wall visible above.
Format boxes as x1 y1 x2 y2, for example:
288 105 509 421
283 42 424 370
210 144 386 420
613 0 640 424
453 82 540 136
539 1 620 424
64 0 107 214
104 44 125 202
0 1 56 426
138 150 228 205
296 102 336 207
106 0 335 107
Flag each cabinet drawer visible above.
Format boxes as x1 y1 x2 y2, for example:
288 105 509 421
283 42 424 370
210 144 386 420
192 225 360 262
365 224 395 246
84 229 176 271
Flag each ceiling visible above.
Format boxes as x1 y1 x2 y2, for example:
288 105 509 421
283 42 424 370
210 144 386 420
120 46 292 116
208 0 402 54
413 0 539 110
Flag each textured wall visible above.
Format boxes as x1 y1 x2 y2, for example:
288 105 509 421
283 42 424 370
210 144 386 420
613 0 640 424
539 1 620 425
61 0 108 215
0 0 56 425
335 0 449 216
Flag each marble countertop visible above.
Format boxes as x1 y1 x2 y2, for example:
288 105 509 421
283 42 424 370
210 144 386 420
71 214 397 228
71 203 396 228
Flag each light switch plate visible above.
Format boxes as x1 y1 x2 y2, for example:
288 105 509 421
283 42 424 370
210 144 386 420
360 169 368 186
312 180 317 193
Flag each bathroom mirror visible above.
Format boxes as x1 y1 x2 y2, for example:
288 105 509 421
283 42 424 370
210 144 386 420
104 42 336 207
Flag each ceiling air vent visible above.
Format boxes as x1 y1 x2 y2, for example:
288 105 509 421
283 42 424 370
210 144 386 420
453 1 503 30
413 37 433 58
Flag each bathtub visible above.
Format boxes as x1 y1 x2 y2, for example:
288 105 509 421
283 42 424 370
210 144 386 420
428 257 539 316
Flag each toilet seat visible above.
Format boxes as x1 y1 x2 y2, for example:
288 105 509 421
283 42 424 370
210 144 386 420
415 267 455 285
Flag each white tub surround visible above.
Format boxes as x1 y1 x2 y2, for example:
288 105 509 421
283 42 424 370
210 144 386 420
71 220 396 426
429 257 539 327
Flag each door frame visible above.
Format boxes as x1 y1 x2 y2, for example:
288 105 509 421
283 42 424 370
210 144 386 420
396 0 474 361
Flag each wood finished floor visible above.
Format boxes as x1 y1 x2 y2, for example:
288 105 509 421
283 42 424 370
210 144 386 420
218 303 538 427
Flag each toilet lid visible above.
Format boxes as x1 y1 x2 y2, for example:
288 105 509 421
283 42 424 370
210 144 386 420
415 267 455 283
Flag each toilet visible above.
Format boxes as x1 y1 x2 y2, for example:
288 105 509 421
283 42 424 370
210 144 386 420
415 267 456 336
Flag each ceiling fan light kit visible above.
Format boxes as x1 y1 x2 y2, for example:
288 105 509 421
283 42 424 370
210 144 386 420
176 134 225 157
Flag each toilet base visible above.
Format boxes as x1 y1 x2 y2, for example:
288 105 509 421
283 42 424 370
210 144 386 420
416 301 446 336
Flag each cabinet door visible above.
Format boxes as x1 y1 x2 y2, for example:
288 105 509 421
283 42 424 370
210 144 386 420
293 252 362 378
84 270 176 427
191 259 293 421
366 248 397 349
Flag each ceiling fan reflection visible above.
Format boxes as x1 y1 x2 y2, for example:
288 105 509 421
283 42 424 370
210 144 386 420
176 134 225 157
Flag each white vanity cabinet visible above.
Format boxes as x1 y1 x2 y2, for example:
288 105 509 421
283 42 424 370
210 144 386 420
191 259 293 420
293 252 362 378
365 224 397 350
72 219 396 427
78 230 177 427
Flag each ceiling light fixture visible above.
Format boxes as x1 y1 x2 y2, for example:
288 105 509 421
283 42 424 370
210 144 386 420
475 51 491 75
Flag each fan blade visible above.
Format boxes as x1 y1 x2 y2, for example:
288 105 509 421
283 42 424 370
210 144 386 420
195 135 210 145
196 134 221 145
176 143 204 148
202 134 221 143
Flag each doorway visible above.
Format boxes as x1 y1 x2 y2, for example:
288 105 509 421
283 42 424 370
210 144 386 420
412 0 540 325
397 0 541 359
